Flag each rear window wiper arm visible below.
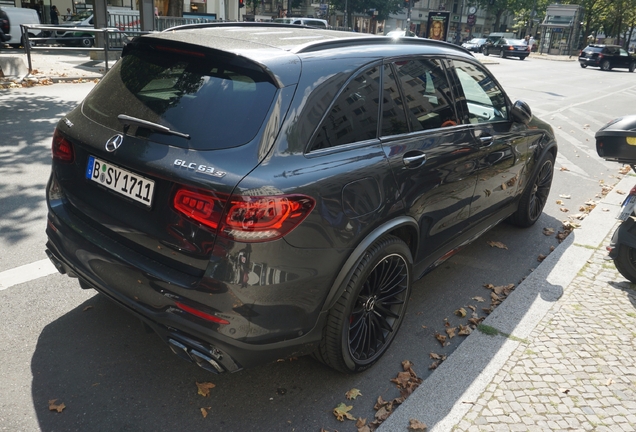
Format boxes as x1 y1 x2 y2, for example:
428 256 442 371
118 114 190 140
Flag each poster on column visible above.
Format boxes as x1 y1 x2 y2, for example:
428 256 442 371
427 12 450 41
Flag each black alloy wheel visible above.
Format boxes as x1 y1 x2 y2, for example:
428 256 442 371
509 153 555 228
315 236 412 373
580 63 587 68
601 60 611 71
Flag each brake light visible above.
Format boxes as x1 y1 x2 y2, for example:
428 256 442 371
175 301 230 324
508 46 514 50
51 128 74 163
173 187 315 242
629 186 636 196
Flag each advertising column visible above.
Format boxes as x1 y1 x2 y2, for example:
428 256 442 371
427 11 450 41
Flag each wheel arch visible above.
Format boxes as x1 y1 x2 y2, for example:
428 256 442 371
320 216 419 313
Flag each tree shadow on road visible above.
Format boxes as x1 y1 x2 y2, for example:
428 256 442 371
0 93 78 247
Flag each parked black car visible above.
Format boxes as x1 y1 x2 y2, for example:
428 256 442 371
483 38 530 60
461 37 487 52
579 44 636 71
45 23 557 374
0 8 10 43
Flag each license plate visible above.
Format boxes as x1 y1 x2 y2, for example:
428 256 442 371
618 194 636 221
86 156 155 207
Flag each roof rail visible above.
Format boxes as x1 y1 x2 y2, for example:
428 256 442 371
162 21 321 33
292 37 473 55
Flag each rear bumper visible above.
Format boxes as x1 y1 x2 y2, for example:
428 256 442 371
579 58 600 67
45 175 338 372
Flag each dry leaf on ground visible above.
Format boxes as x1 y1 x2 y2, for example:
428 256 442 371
409 418 428 430
454 307 467 318
196 382 216 397
543 227 555 236
445 327 457 338
333 402 356 421
487 241 508 249
48 399 65 413
346 388 362 400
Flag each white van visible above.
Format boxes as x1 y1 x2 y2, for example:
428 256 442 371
273 17 328 29
2 6 40 48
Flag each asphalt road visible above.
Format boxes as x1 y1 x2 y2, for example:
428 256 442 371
0 56 634 432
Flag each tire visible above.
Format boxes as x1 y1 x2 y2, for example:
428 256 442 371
519 56 526 60
81 37 93 47
580 63 587 68
314 235 412 373
601 60 611 71
508 152 555 228
483 49 489 56
614 244 636 283
630 62 635 72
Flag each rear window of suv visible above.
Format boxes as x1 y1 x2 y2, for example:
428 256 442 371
82 43 278 150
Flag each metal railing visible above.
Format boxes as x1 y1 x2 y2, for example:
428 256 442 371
20 24 136 74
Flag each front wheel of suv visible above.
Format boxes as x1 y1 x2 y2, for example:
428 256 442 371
508 152 555 228
601 60 612 71
315 235 412 373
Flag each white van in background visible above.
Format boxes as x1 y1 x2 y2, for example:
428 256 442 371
2 6 40 48
273 17 328 29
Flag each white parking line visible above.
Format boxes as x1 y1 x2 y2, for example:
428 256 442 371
0 259 58 291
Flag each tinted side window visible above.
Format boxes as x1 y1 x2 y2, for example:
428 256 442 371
381 64 408 136
310 66 380 151
453 60 507 124
393 59 457 131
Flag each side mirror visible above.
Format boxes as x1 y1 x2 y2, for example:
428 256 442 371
511 100 532 124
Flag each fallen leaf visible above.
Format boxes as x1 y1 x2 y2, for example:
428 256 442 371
346 388 362 400
467 305 476 312
606 378 614 386
83 305 93 311
559 207 569 212
454 308 467 318
409 418 428 431
487 241 508 249
434 333 448 347
445 327 457 338
556 200 563 205
616 189 626 195
429 353 446 360
333 402 356 421
537 254 547 262
374 395 388 411
429 361 440 370
472 296 485 302
196 382 216 397
356 417 371 432
559 194 571 199
458 324 472 336
560 166 569 171
619 166 631 174
48 399 65 413
559 388 570 394
201 407 209 418
543 227 555 236
375 405 392 421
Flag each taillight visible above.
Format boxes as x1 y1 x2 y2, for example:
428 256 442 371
629 186 636 196
508 46 514 51
51 128 74 163
173 187 315 242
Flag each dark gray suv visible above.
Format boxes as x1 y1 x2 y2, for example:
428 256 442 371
46 23 557 374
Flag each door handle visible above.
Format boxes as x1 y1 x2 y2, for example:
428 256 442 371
402 151 427 168
479 135 494 146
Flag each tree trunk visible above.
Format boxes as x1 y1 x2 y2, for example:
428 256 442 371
167 0 183 17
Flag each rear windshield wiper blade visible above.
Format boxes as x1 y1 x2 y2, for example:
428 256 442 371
118 114 190 140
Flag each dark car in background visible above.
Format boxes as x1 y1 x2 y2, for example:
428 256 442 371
483 38 530 59
462 37 486 52
45 23 557 375
0 8 10 43
579 44 636 71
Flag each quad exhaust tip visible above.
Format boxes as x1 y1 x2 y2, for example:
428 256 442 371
168 338 224 374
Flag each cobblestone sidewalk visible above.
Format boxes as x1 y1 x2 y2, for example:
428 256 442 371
453 226 636 432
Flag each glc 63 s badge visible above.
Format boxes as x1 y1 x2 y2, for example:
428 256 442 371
173 159 226 178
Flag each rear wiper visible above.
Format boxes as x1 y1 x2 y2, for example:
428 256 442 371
118 114 190 140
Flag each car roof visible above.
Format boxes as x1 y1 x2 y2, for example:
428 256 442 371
137 23 474 86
